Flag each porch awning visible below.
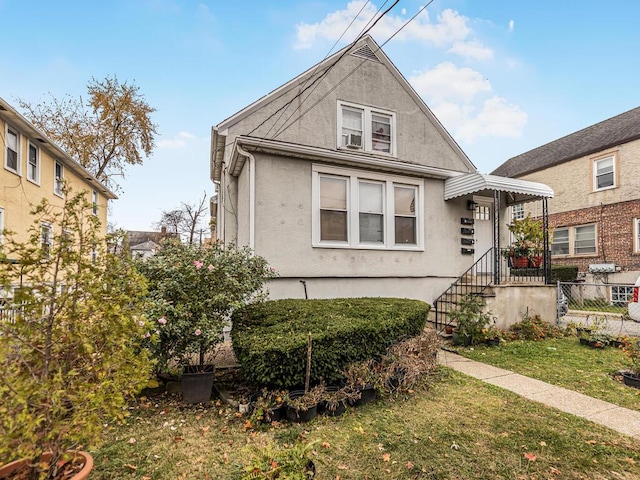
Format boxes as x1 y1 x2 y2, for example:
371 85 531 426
444 173 553 205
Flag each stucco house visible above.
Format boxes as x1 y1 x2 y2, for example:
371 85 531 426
493 106 640 288
1 96 115 248
210 35 555 326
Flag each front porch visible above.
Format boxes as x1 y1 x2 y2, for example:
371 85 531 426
434 173 555 330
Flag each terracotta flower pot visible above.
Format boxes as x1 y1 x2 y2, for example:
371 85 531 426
512 256 529 268
0 451 93 480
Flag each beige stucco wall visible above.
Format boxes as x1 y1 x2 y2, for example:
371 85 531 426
221 53 474 174
519 140 640 215
485 285 558 329
1 118 109 245
249 153 474 303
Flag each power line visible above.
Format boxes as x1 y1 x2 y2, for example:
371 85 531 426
272 0 435 140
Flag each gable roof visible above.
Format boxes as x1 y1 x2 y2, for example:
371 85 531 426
126 229 177 247
492 106 640 178
0 96 117 199
211 35 475 181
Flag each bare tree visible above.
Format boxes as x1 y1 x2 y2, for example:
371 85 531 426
18 76 158 192
155 193 209 244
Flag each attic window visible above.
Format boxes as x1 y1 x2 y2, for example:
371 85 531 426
351 44 381 62
337 101 396 156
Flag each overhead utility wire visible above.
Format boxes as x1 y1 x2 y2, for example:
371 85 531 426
246 0 396 139
270 0 399 140
253 0 373 141
272 0 434 140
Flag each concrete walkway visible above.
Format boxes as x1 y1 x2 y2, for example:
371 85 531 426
438 349 640 439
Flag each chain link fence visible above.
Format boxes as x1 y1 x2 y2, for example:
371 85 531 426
557 282 640 337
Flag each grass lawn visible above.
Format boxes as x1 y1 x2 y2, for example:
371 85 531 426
451 337 640 411
92 369 640 479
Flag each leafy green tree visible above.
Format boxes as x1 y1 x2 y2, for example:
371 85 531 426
136 240 276 373
18 76 158 192
0 190 153 479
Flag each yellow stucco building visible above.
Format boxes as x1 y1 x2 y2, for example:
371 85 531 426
0 96 116 250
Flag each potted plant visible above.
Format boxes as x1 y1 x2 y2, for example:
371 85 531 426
506 214 546 268
136 240 276 404
483 325 503 346
285 384 324 423
342 359 380 406
622 340 640 388
578 317 611 348
0 191 153 479
241 440 317 479
250 388 286 423
321 385 359 416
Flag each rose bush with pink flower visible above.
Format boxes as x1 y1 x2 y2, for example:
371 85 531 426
136 239 277 373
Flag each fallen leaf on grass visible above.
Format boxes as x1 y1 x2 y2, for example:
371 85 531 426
501 432 509 437
626 458 636 465
550 467 561 475
539 441 547 447
382 453 391 462
201 426 210 433
523 453 536 461
174 436 183 443
406 461 414 469
450 442 459 450
338 465 348 470
124 464 137 471
321 442 331 449
586 439 597 444
128 437 136 444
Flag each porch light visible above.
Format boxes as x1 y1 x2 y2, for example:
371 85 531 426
467 200 478 211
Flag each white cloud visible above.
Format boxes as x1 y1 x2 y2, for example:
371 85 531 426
294 2 478 51
508 20 514 32
410 62 526 142
409 62 491 103
158 131 196 148
447 40 494 61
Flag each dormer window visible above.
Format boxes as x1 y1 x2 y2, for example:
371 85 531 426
338 101 395 156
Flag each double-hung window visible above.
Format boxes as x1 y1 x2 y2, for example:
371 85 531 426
0 207 4 244
313 165 422 249
5 125 19 173
635 218 640 254
54 161 64 196
551 224 596 256
27 141 40 184
593 155 615 191
338 101 395 155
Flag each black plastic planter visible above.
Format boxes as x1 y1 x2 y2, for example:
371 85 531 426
622 371 640 389
181 365 215 404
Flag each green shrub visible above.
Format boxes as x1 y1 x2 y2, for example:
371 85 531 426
551 265 578 282
507 314 566 341
232 298 429 389
449 295 491 345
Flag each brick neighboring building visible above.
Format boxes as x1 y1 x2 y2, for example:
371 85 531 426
493 107 640 283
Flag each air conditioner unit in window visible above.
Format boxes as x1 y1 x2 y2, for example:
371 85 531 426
345 133 362 148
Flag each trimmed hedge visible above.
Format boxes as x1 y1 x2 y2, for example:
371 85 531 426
231 298 430 389
551 265 578 282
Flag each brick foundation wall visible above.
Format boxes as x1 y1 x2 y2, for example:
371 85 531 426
549 199 640 273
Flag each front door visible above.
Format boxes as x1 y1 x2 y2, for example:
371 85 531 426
474 199 493 271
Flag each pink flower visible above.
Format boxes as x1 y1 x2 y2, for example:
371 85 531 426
195 329 201 336
138 320 145 328
207 264 214 271
194 260 203 269
144 332 151 338
158 316 167 325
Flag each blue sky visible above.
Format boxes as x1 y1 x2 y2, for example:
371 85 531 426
2 0 640 232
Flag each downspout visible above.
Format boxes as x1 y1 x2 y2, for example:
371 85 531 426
235 144 255 251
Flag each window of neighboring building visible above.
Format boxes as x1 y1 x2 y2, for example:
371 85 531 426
593 155 615 191
611 286 634 306
41 223 53 258
551 224 596 256
5 125 19 173
92 190 98 215
27 141 40 184
0 207 4 244
574 224 596 254
54 161 64 196
635 218 640 254
337 101 395 155
551 228 569 255
512 203 524 220
91 245 98 264
313 164 423 249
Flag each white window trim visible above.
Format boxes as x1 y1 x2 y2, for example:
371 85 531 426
312 164 424 250
337 101 397 157
551 223 597 257
634 218 640 254
0 207 4 244
27 140 41 185
54 161 64 197
5 124 21 175
592 154 616 192
512 203 525 220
